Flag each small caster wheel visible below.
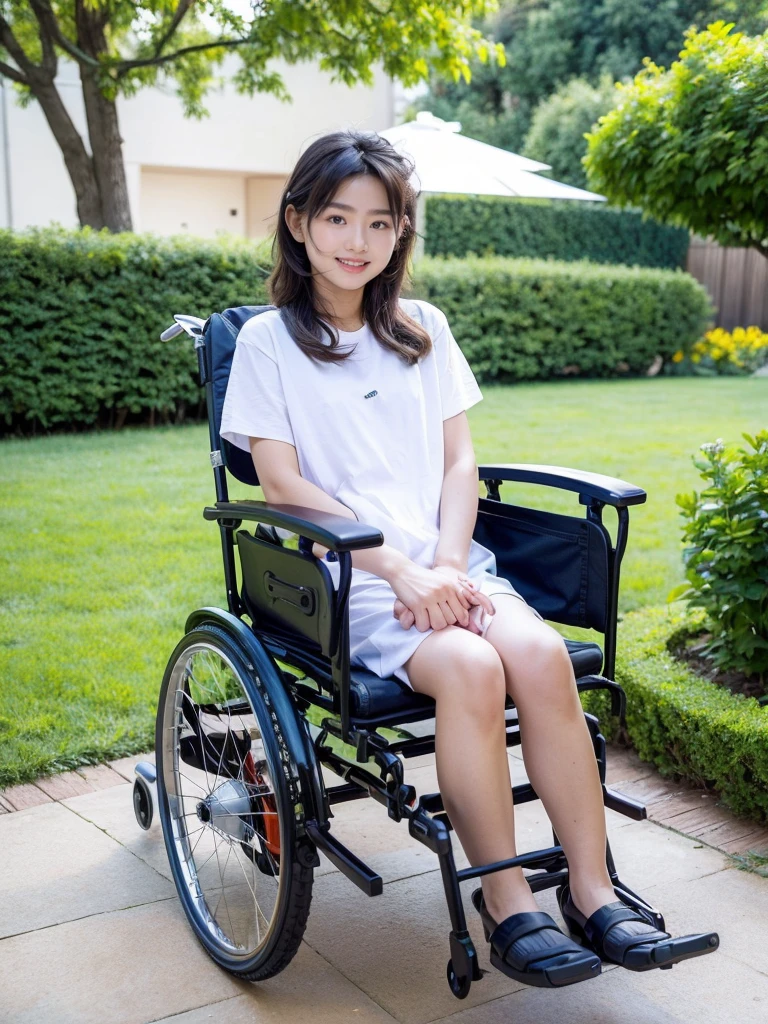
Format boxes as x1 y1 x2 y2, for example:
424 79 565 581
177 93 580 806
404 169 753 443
447 959 471 999
133 776 153 830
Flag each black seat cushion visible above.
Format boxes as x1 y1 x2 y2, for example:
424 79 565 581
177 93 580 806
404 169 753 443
348 639 603 720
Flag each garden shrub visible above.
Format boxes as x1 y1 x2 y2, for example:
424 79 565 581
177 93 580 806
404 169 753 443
1 229 712 434
580 605 768 822
425 196 690 269
0 226 270 434
671 325 768 375
411 255 713 382
669 432 768 681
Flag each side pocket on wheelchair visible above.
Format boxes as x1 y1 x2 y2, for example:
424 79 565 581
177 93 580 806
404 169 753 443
236 530 337 656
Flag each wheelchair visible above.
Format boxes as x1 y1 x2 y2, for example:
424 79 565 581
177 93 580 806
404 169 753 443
133 304 676 998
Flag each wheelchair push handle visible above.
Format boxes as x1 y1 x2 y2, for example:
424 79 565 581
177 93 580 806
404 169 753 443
160 313 208 344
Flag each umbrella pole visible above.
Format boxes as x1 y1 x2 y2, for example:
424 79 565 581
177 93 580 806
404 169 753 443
413 192 427 263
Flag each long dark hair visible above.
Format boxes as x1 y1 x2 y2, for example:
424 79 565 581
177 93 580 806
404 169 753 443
268 129 432 364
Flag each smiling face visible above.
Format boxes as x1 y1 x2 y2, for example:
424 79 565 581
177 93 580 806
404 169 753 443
285 174 407 320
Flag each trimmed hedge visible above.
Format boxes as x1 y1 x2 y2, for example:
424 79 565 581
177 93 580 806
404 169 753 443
411 255 713 383
0 226 270 434
425 196 691 269
581 606 768 823
1 229 712 434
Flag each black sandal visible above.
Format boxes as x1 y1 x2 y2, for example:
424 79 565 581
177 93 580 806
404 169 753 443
557 884 719 972
471 888 601 988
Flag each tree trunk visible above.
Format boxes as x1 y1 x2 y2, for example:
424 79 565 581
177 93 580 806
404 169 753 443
74 0 132 232
29 75 106 229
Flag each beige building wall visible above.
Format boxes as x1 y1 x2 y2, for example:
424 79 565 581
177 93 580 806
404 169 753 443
246 176 288 241
1 55 396 237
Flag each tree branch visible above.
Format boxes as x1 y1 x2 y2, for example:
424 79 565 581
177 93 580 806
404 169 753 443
28 0 100 69
0 58 29 86
152 0 197 60
27 0 58 74
0 13 40 75
115 36 256 76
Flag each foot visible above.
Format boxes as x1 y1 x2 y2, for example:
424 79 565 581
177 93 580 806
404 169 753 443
472 888 601 988
558 884 719 972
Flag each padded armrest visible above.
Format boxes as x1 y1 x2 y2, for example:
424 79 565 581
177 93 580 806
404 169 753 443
203 500 384 552
478 464 647 508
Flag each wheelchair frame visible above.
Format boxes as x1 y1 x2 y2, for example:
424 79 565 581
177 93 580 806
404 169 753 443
135 308 663 999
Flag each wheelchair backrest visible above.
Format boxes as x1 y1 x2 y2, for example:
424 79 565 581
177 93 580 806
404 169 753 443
206 304 277 487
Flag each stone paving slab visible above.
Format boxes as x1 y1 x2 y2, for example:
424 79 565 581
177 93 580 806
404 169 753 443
2 743 767 1023
150 946 400 1024
0 800 174 938
303 865 529 1024
110 752 155 783
428 949 768 1024
61 782 175 883
642 864 768 978
0 899 245 1024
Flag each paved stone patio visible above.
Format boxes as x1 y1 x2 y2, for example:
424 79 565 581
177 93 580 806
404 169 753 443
1 747 766 1024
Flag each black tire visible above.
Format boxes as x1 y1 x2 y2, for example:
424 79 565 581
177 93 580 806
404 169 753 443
155 623 313 980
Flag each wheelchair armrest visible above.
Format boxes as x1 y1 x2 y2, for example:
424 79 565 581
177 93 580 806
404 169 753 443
478 464 647 508
203 500 384 553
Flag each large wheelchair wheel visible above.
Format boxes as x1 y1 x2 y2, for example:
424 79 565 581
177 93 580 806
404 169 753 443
156 623 313 980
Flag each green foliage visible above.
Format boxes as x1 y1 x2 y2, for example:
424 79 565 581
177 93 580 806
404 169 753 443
583 605 768 823
0 226 270 434
670 433 768 679
1 1 504 119
2 229 708 433
584 22 768 255
412 1 768 156
411 254 712 381
522 75 619 189
2 379 766 784
425 196 690 267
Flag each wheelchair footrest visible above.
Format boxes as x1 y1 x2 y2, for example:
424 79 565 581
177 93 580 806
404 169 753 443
305 822 383 897
603 785 647 821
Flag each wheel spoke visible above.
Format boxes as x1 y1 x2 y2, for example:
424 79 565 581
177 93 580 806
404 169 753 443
159 638 297 963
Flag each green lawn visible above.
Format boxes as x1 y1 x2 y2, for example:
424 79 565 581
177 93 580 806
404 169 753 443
1 376 765 785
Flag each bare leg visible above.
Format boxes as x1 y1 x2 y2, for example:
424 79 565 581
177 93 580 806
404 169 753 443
484 596 617 918
404 625 539 923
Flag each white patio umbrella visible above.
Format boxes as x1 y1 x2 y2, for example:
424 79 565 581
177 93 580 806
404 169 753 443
380 111 605 202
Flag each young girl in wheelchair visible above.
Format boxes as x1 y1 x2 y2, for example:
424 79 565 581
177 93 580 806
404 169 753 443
220 129 711 988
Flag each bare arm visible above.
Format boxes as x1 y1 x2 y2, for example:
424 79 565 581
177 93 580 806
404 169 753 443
432 411 483 573
249 437 410 582
249 435 490 632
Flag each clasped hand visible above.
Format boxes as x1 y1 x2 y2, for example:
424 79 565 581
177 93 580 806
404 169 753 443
390 564 495 634
310 542 495 635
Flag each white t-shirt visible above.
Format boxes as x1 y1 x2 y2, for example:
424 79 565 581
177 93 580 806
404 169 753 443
219 299 496 580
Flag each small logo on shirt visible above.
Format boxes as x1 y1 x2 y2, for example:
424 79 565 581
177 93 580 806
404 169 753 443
364 390 378 399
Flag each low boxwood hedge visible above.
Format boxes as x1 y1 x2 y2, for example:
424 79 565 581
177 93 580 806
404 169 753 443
0 226 270 435
411 255 713 383
1 228 712 435
425 196 691 269
582 606 768 823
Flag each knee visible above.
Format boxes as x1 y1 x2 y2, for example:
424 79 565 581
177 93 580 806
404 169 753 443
441 634 507 719
505 627 577 711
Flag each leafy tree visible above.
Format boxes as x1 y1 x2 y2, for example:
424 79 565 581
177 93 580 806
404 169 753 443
584 22 768 258
522 74 617 188
0 1 504 232
411 0 768 154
